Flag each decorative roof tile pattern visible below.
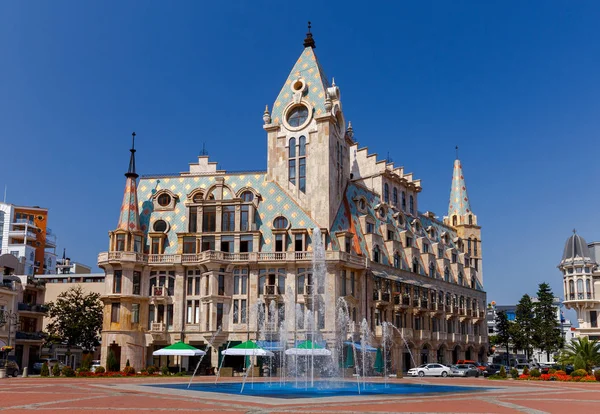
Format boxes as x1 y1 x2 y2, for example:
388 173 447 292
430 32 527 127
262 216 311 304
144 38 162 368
448 159 472 217
271 47 329 125
137 173 319 254
117 177 141 232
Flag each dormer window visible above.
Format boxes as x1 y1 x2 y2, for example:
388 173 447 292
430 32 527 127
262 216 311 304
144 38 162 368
373 245 380 263
158 193 171 207
192 192 204 203
378 207 386 219
444 267 450 282
438 247 444 259
412 258 419 273
406 236 413 247
240 191 254 202
422 243 429 254
273 216 289 230
452 253 457 264
429 262 435 277
366 221 375 234
387 230 394 241
393 252 400 268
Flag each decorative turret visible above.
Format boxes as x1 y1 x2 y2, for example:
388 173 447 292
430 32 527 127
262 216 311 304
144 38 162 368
559 230 598 311
443 149 483 283
109 133 144 253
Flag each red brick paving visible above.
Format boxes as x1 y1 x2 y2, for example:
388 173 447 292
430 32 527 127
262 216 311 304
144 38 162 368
1 376 600 413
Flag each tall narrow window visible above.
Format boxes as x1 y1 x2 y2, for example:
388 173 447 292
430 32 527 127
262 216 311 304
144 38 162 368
189 208 197 232
133 271 141 295
474 240 478 256
183 237 196 254
132 303 140 324
299 157 306 193
202 207 216 232
111 303 120 323
240 235 253 252
217 303 223 329
384 184 389 203
218 274 225 295
468 239 472 255
233 300 239 324
241 299 247 323
394 252 400 268
116 234 126 251
340 270 347 296
240 205 250 231
392 187 398 206
412 258 419 274
222 206 235 231
429 262 435 277
151 238 161 254
294 234 304 251
113 270 122 294
187 273 193 295
289 137 296 184
133 236 143 253
401 191 406 211
167 304 174 329
350 271 355 295
373 245 380 263
187 300 193 323
409 195 414 214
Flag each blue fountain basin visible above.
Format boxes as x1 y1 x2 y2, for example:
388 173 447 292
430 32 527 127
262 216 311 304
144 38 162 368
147 380 486 399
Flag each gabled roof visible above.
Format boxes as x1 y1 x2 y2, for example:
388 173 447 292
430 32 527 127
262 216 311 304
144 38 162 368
271 47 330 125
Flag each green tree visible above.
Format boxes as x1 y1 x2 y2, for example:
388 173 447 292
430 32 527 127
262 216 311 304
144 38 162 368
45 287 103 352
559 337 600 374
514 294 535 359
495 310 511 366
106 349 120 372
532 283 563 359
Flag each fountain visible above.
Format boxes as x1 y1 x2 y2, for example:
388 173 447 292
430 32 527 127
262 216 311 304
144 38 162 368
157 227 486 399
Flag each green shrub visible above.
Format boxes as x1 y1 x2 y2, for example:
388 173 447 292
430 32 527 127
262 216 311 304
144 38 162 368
594 370 600 381
571 369 587 378
499 366 507 379
106 349 119 372
530 368 541 377
81 354 93 370
126 359 130 367
487 374 503 380
40 362 50 377
94 366 105 374
161 365 169 376
523 366 529 376
548 368 557 374
173 371 186 377
146 366 157 375
52 363 61 377
62 366 75 377
510 368 519 379
123 366 135 375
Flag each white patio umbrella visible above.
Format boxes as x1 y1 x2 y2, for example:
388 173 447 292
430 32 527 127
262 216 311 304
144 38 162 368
284 340 332 356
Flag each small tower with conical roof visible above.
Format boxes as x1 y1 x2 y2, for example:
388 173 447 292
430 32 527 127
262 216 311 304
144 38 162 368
443 150 483 283
265 23 348 228
109 132 144 254
558 231 598 327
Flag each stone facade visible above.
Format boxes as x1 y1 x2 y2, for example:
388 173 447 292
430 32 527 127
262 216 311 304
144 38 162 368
98 31 487 373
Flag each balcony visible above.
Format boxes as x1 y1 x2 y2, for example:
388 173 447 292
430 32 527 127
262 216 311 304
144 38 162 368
432 332 447 341
17 303 48 313
150 286 170 301
451 333 464 343
398 328 413 340
150 322 165 332
417 330 431 340
374 291 391 307
99 250 367 268
16 331 45 341
9 228 38 240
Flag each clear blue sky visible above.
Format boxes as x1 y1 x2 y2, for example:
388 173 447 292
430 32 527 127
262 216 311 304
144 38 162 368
2 1 599 308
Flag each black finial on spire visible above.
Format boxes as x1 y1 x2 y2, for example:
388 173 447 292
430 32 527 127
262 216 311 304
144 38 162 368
455 145 459 160
573 228 577 234
126 131 139 179
303 21 316 48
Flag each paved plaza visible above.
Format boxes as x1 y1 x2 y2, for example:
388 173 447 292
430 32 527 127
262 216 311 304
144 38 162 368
0 376 598 413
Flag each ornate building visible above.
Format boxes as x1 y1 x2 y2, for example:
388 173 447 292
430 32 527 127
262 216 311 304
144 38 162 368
98 28 487 372
559 232 600 340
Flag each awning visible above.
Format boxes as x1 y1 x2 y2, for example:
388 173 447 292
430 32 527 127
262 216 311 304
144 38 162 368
344 341 378 352
152 341 206 356
256 340 284 351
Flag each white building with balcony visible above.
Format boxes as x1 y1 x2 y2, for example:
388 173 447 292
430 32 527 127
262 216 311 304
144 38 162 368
559 232 600 340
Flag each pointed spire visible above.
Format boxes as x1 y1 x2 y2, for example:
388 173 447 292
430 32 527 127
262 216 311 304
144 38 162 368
117 133 141 232
303 21 316 48
126 132 138 179
448 156 472 218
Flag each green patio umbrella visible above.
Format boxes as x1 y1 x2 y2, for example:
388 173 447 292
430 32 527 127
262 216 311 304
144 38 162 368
285 340 332 356
221 340 274 357
344 346 354 368
152 342 206 356
374 348 384 373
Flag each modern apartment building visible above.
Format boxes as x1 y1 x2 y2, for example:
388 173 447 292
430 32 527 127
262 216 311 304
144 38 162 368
98 29 488 372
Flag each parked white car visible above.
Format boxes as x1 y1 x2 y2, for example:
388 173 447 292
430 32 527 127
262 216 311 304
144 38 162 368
407 363 451 377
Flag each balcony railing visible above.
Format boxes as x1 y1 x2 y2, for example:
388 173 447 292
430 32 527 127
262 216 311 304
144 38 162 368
151 286 169 297
99 250 367 268
16 331 45 340
418 330 431 340
17 303 48 313
150 322 165 332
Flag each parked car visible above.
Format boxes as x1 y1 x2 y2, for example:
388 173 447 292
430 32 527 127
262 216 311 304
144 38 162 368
457 360 486 371
451 364 480 377
32 359 64 374
515 363 531 375
0 360 20 377
407 363 451 377
482 364 504 377
91 360 101 372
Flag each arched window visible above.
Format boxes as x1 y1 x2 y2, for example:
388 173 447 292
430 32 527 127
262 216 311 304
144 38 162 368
412 258 419 274
240 190 254 202
586 279 591 294
392 187 398 206
409 195 414 214
569 279 574 296
401 191 406 211
289 137 296 184
429 262 435 277
298 136 306 192
393 252 400 268
468 239 472 255
452 216 457 226
273 216 288 229
444 267 450 282
373 245 380 263
299 136 306 156
384 184 389 203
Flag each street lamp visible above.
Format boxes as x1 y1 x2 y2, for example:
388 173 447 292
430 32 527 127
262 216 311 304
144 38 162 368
0 309 19 363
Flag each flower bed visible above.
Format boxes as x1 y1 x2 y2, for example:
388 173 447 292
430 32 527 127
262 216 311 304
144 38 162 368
516 373 599 382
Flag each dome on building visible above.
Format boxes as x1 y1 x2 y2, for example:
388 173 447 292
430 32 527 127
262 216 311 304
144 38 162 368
560 231 593 265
